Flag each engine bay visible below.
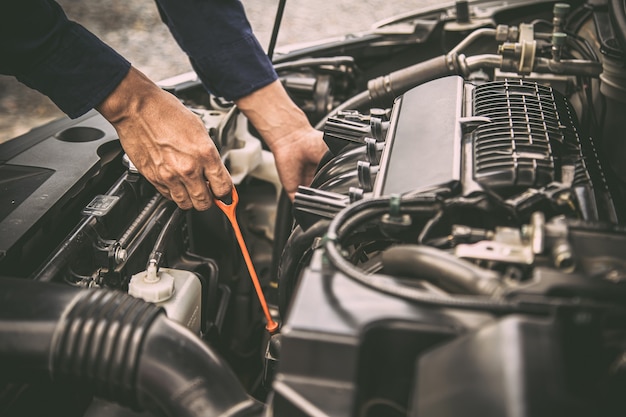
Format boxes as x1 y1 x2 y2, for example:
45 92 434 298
1 1 626 416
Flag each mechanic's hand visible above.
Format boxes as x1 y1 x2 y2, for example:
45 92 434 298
96 67 232 210
235 80 328 200
270 127 327 199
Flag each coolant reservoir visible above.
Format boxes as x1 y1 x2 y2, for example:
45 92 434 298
129 268 202 334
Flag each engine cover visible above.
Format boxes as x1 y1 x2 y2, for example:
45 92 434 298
373 76 616 222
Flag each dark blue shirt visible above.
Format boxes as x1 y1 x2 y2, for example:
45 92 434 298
0 0 278 119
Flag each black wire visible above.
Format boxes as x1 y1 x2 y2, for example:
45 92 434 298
566 31 599 61
417 209 443 244
567 5 593 33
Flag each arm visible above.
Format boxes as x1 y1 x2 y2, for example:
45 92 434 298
235 80 327 199
1 0 232 210
0 0 130 118
155 0 328 199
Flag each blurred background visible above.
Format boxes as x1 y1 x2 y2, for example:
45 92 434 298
0 0 441 143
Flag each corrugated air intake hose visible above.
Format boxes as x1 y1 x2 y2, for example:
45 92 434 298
0 278 263 417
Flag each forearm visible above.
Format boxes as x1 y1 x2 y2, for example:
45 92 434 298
0 0 130 118
235 80 328 200
96 66 158 124
235 80 312 152
154 0 277 101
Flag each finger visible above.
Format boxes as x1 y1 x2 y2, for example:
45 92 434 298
182 174 213 211
204 162 233 200
167 181 194 210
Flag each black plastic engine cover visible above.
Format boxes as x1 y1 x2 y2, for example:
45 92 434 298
372 76 616 222
374 76 463 196
0 111 123 277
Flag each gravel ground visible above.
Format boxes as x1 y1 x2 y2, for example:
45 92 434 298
0 0 441 143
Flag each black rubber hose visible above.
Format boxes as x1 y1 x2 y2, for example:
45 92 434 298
51 286 161 406
325 239 547 314
137 316 263 417
315 54 456 130
0 278 263 417
277 220 330 315
367 55 456 106
270 190 294 291
323 196 548 314
0 278 85 381
609 0 626 53
381 245 504 296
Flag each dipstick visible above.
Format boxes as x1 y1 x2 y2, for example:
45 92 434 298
214 187 279 333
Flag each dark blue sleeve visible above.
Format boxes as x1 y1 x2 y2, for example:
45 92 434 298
154 0 277 101
0 0 131 118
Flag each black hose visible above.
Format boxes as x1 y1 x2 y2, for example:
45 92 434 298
136 316 263 417
0 278 262 417
0 279 85 381
322 196 547 314
367 55 456 106
324 239 547 314
609 0 626 53
52 287 160 406
315 54 456 130
270 190 293 290
277 220 330 314
381 245 504 296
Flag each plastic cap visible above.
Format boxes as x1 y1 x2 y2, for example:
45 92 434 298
553 3 570 17
129 270 175 303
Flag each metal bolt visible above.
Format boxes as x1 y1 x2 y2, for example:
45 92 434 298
114 247 128 264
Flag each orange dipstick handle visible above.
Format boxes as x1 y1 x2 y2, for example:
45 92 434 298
214 187 279 334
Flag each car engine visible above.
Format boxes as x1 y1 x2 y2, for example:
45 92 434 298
1 1 626 417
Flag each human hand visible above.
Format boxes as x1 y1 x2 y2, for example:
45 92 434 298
96 67 232 210
235 80 328 200
270 127 327 199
